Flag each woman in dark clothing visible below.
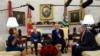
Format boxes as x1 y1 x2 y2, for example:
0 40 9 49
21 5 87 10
6 28 26 56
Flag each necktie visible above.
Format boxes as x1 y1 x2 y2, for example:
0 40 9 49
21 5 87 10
56 30 60 43
81 31 85 42
34 32 37 37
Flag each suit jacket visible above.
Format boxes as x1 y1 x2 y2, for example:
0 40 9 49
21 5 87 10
78 30 98 49
52 29 64 44
31 31 41 43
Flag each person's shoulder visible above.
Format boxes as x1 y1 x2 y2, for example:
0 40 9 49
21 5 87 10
37 31 40 33
85 30 94 35
52 29 56 32
59 29 63 31
8 35 14 40
9 35 13 38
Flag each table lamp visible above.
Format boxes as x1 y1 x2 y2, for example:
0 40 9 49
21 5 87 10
82 14 95 29
6 17 19 28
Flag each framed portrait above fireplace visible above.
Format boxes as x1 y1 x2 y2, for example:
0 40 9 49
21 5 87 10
40 4 53 20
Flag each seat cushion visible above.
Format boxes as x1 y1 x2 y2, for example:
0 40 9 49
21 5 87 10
0 51 21 56
82 50 100 56
0 54 13 56
7 51 21 56
0 51 6 54
95 33 100 46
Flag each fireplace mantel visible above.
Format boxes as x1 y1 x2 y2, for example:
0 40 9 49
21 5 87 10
35 24 61 34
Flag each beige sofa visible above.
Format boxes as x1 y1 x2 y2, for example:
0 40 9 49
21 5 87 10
82 33 100 56
0 37 21 56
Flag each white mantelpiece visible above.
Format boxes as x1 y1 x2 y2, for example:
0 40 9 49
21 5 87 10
35 25 54 34
35 25 62 34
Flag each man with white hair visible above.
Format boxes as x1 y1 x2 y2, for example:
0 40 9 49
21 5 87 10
71 25 98 56
30 27 43 56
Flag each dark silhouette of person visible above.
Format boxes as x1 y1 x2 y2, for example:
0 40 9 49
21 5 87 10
71 12 80 22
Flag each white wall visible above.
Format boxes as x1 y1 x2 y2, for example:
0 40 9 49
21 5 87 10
0 0 100 40
0 0 64 40
67 0 100 33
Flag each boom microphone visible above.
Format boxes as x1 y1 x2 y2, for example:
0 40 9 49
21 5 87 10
65 0 72 7
82 0 93 8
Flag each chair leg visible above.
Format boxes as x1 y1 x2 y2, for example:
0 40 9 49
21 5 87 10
31 47 33 54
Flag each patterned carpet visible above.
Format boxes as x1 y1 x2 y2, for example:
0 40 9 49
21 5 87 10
26 47 72 56
26 53 71 56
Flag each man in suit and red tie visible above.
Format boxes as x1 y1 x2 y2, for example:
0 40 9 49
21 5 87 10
52 24 66 53
71 25 98 56
30 27 44 56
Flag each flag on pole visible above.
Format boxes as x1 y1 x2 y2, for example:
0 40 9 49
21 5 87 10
27 7 33 37
62 0 69 27
8 0 13 17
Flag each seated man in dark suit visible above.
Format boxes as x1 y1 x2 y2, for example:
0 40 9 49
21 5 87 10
30 27 44 56
71 25 98 56
52 24 66 53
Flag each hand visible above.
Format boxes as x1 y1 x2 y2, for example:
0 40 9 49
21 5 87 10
70 42 77 46
58 34 61 38
41 40 44 42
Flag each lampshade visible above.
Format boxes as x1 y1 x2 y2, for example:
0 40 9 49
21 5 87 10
82 14 95 24
6 17 19 27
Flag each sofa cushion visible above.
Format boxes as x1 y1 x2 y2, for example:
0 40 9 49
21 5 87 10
0 37 6 51
0 51 13 56
0 54 13 56
82 50 100 56
0 51 21 56
95 33 100 46
7 51 21 56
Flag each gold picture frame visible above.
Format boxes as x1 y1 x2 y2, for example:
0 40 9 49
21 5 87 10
68 9 81 25
40 4 53 20
13 11 25 26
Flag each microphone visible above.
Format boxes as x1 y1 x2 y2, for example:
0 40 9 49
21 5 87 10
27 4 35 10
65 0 72 7
82 0 93 8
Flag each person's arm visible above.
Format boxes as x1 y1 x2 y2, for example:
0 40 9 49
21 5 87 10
12 37 17 46
60 29 64 39
30 32 34 42
52 30 55 44
52 30 54 39
79 31 93 46
8 36 17 46
38 32 42 42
